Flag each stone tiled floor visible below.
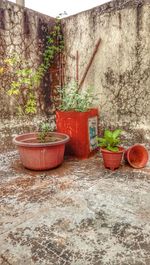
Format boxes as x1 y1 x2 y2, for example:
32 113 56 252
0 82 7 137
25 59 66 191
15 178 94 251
0 151 150 265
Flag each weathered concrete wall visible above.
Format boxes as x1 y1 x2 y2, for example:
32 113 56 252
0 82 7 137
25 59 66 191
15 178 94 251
1 0 150 151
62 0 150 144
0 0 59 151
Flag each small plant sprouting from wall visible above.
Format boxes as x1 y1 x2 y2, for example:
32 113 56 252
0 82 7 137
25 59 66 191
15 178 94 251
0 18 64 115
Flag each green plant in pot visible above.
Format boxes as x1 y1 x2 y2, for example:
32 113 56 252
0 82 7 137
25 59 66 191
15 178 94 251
38 122 54 143
13 126 69 171
55 82 99 158
97 129 124 170
57 81 94 112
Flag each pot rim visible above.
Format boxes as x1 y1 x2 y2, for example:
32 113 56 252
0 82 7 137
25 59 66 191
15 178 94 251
56 108 98 114
13 132 70 147
125 144 149 168
100 146 125 154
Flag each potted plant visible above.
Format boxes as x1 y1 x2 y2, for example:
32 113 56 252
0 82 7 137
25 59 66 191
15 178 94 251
13 122 69 170
97 129 124 170
55 82 99 158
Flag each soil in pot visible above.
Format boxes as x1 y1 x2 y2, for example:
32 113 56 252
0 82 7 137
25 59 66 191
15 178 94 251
23 135 61 144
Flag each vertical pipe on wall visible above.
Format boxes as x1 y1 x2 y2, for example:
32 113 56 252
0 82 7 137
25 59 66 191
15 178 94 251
78 38 101 90
76 50 79 85
60 53 65 87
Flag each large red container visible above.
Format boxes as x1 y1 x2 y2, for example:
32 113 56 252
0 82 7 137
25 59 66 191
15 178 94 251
13 132 70 170
56 109 99 158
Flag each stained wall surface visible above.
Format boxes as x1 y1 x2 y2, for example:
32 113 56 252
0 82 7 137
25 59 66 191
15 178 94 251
62 0 150 143
0 0 58 150
0 0 150 150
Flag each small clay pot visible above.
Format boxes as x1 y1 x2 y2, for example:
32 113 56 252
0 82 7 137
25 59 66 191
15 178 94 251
124 144 149 168
101 147 125 170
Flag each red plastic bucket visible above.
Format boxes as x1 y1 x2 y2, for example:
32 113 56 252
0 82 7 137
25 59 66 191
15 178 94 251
124 144 149 168
56 109 98 158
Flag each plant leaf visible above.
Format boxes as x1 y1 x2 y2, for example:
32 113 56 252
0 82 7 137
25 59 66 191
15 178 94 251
108 146 119 152
112 129 122 140
104 130 114 145
97 129 123 151
96 137 107 147
104 130 112 139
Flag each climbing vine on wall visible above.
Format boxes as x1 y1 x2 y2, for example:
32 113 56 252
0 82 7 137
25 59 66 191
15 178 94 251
0 18 64 115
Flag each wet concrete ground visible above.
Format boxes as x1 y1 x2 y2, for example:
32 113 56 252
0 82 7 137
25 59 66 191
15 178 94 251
0 150 150 265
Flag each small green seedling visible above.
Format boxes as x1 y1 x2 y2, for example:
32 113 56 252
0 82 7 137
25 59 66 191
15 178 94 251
38 122 52 142
97 129 122 152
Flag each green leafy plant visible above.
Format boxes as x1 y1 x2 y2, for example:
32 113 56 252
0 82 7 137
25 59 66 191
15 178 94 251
97 129 123 152
5 61 38 115
57 81 95 112
37 122 60 143
38 122 52 142
1 18 64 115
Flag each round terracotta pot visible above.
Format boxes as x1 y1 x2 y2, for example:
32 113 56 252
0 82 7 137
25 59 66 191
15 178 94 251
124 144 149 168
101 147 125 170
13 132 70 170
